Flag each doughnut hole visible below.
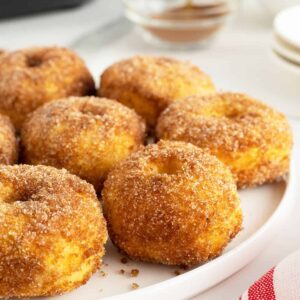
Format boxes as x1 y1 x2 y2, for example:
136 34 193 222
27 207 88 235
21 97 146 193
145 156 183 176
156 93 293 188
0 165 107 298
103 140 242 267
26 54 43 68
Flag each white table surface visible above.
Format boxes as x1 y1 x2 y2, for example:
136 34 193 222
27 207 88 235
0 0 299 299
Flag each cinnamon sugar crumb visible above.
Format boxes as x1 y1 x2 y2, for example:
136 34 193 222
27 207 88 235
121 257 128 264
180 265 190 270
130 269 139 277
131 283 139 289
99 270 107 277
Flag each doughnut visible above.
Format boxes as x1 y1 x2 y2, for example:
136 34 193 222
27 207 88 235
99 56 215 127
0 46 95 130
0 165 107 298
156 92 293 188
21 96 145 193
0 114 18 164
102 140 242 267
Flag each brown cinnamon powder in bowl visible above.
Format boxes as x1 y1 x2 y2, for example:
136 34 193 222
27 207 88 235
145 4 229 44
124 0 237 48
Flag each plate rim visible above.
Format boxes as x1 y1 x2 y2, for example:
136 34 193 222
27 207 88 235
101 156 297 300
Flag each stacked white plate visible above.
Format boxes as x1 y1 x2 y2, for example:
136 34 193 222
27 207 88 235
273 5 300 67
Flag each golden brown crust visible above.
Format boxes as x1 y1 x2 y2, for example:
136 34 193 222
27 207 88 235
99 56 215 127
0 114 18 164
0 46 95 130
102 140 242 267
21 96 146 193
156 92 293 188
0 164 107 298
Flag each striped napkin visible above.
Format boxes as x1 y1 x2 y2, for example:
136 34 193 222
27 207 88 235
239 250 300 300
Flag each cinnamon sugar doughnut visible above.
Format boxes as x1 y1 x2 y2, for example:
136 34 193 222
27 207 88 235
0 46 95 130
0 114 18 165
99 56 215 127
0 165 107 298
21 96 145 192
102 140 242 267
156 92 293 188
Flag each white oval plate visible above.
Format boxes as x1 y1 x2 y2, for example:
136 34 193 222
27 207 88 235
36 158 296 300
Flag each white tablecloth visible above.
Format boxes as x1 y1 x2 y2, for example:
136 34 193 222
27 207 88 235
0 0 299 299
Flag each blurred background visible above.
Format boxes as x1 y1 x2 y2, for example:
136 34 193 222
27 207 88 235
0 1 300 299
0 0 299 115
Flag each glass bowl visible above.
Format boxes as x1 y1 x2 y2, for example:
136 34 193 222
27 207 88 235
123 0 239 49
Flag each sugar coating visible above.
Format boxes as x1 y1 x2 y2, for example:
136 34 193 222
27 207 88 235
21 96 146 193
0 165 107 297
156 92 293 188
99 56 215 126
103 140 242 267
0 114 18 164
0 46 95 130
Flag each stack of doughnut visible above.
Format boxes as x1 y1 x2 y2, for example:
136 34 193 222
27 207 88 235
0 47 292 298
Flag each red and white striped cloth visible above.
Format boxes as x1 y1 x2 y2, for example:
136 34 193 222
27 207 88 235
239 250 300 300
